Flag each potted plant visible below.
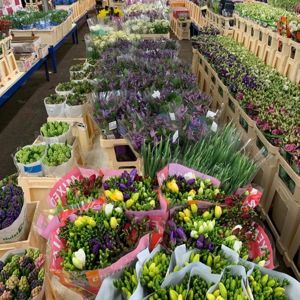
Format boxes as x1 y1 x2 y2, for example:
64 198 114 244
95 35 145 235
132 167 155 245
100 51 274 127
55 82 74 96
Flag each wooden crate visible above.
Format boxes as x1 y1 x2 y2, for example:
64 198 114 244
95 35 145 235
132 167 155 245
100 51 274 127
171 17 191 40
283 39 300 84
260 174 300 256
277 153 300 205
169 0 187 8
0 202 46 256
10 16 72 47
284 223 300 281
99 133 143 172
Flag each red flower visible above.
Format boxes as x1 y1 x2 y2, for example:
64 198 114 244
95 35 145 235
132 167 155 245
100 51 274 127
224 196 234 206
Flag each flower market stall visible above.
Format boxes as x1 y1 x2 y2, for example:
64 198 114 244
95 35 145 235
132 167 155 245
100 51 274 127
0 0 299 298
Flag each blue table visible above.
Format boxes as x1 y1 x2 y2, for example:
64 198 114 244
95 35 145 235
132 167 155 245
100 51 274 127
48 24 79 73
0 56 49 107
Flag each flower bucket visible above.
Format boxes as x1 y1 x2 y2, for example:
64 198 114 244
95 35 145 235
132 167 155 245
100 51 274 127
55 86 73 97
44 98 66 117
14 144 46 177
40 125 73 144
43 144 74 178
0 201 26 243
65 103 87 118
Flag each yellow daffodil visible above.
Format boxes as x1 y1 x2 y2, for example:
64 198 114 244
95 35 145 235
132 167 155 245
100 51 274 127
166 179 179 193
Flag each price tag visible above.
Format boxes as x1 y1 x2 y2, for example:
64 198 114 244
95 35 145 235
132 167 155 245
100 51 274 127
206 110 217 118
169 112 176 121
172 130 179 143
211 121 218 132
109 121 117 131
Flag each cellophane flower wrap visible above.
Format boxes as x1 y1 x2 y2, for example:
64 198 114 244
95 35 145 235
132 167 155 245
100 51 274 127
49 199 151 295
162 196 275 269
100 168 168 224
157 163 221 208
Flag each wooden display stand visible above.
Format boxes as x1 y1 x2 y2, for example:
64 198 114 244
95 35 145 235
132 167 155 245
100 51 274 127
10 15 72 47
99 133 143 172
171 16 191 40
0 36 21 88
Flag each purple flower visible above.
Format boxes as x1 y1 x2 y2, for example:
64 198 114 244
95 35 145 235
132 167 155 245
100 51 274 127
167 220 177 230
103 182 110 190
170 230 177 247
187 179 195 185
271 129 283 135
124 193 130 201
207 243 214 251
176 227 187 241
119 183 127 192
284 144 297 153
196 239 204 249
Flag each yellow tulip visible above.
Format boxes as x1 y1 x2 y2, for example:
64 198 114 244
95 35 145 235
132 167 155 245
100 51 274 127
183 209 191 218
188 189 196 196
214 206 222 219
150 200 155 207
104 190 112 199
126 198 134 208
190 203 198 214
166 179 179 193
110 217 118 229
111 190 124 202
202 211 211 220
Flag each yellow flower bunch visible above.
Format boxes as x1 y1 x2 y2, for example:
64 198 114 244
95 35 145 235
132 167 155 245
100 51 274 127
74 216 96 228
104 189 124 201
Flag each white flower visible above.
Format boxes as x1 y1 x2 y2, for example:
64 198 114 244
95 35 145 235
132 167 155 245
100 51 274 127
283 85 289 91
190 230 198 239
232 225 242 232
152 90 161 98
104 203 114 216
184 172 196 181
72 249 86 270
233 240 243 253
115 207 123 214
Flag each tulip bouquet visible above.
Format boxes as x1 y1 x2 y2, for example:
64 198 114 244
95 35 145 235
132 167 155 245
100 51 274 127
56 174 103 210
163 202 269 264
161 174 224 207
58 203 149 271
103 169 159 211
149 273 190 300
